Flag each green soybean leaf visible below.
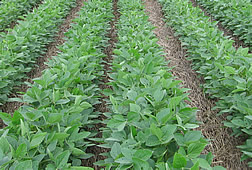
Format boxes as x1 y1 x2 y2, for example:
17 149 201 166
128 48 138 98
169 96 183 108
15 143 27 158
140 78 149 86
150 123 163 140
184 123 199 129
184 131 202 143
20 119 29 136
111 142 121 159
206 152 214 164
47 140 57 152
224 66 236 74
33 154 46 162
48 113 63 124
127 90 138 100
0 112 12 125
56 99 70 105
191 161 200 170
0 137 10 154
15 160 33 170
46 164 56 170
22 109 43 121
146 135 161 146
197 158 211 169
156 108 172 124
153 89 165 102
161 124 176 144
133 149 152 161
30 132 47 148
66 167 94 170
188 142 207 158
243 151 252 157
245 116 252 121
118 121 127 131
69 131 90 142
213 166 226 170
130 103 141 113
72 147 85 156
173 152 187 168
80 102 92 109
113 49 122 55
127 112 140 122
56 150 70 169
108 115 126 131
132 157 150 169
121 147 134 160
52 133 70 142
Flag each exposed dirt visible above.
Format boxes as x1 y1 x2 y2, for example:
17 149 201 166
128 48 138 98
0 0 85 128
143 0 249 169
81 101 110 169
190 0 251 52
81 0 120 169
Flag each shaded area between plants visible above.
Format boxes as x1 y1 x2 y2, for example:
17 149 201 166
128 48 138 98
81 0 120 169
143 0 249 169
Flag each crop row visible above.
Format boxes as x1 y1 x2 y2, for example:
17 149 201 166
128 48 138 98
0 0 113 169
195 0 252 49
92 0 225 169
0 0 41 31
159 0 252 167
0 0 77 106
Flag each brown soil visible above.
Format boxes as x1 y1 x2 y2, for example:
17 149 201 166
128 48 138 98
0 0 85 128
81 102 109 169
81 0 120 169
143 0 249 169
190 0 251 52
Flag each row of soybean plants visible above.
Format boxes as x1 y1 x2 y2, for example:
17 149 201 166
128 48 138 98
159 0 252 167
94 0 224 169
0 0 113 169
0 0 76 106
0 0 41 31
195 0 252 49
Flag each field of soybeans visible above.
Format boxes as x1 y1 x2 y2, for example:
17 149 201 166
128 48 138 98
0 0 251 169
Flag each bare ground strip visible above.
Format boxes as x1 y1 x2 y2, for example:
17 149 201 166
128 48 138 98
143 0 249 169
0 0 86 126
81 0 120 169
